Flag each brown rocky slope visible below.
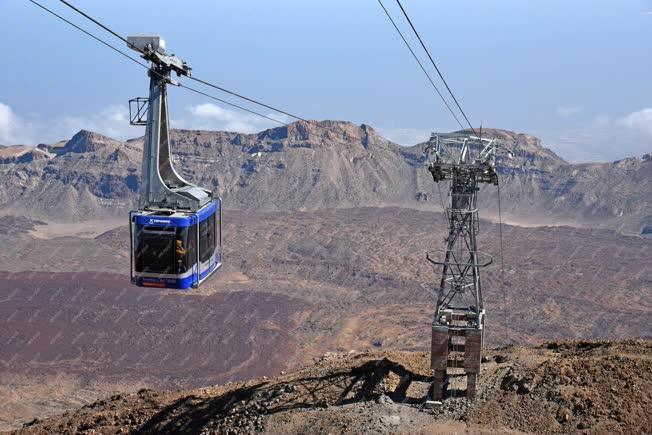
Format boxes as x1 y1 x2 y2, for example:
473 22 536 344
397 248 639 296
12 340 652 434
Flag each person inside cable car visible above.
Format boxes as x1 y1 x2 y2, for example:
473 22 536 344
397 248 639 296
175 239 187 273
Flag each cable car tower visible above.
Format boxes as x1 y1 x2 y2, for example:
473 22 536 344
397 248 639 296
425 132 500 400
127 36 223 289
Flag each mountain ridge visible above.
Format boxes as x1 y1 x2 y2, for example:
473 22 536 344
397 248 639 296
0 120 649 234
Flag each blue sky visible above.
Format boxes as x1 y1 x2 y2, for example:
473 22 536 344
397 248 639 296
1 0 651 162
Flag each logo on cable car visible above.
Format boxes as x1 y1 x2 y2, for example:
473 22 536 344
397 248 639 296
148 218 171 224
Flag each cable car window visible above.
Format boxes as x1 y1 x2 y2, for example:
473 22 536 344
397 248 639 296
184 223 197 272
215 209 220 255
135 224 198 274
199 214 215 263
209 213 216 258
134 226 175 274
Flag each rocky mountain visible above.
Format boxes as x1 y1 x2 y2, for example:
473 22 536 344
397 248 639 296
1 123 650 433
0 121 649 233
0 144 51 164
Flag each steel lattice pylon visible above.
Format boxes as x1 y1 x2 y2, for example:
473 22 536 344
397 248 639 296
425 133 502 402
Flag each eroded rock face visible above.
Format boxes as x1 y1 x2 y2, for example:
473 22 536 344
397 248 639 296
0 145 52 164
0 130 142 220
0 121 649 233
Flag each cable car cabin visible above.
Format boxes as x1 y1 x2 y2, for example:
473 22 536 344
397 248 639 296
125 34 223 289
130 199 223 289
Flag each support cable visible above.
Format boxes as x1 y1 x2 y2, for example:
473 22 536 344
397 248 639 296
56 0 303 122
394 0 477 135
497 180 506 309
58 0 135 49
27 0 287 125
28 0 148 69
376 0 464 130
188 77 306 122
178 84 286 125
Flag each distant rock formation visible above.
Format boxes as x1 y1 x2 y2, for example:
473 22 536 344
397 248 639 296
0 120 649 234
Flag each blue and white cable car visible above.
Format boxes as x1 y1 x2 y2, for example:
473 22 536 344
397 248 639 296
127 35 222 289
130 200 222 289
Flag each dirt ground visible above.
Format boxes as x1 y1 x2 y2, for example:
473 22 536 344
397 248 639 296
1 208 650 431
10 340 651 434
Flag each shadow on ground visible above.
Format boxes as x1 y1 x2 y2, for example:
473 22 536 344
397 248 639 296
135 358 433 434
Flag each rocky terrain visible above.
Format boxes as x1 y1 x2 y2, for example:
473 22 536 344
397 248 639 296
10 340 652 434
0 121 649 234
0 145 52 165
0 121 650 432
1 207 649 430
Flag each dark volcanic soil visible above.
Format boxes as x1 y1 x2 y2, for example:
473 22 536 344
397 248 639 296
0 207 650 430
0 272 311 389
12 340 652 434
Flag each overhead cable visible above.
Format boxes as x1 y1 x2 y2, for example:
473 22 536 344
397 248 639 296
56 0 302 122
394 0 477 135
376 0 464 130
28 0 287 125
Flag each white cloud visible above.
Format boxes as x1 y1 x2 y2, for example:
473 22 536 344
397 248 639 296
377 127 431 146
617 108 652 136
0 102 24 144
2 99 648 163
555 105 583 118
0 101 140 145
60 105 136 141
178 103 289 133
540 110 652 163
0 100 293 146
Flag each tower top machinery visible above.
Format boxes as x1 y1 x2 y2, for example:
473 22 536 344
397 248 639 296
425 132 502 401
127 35 222 289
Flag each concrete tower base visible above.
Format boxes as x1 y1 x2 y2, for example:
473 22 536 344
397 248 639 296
430 310 483 400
